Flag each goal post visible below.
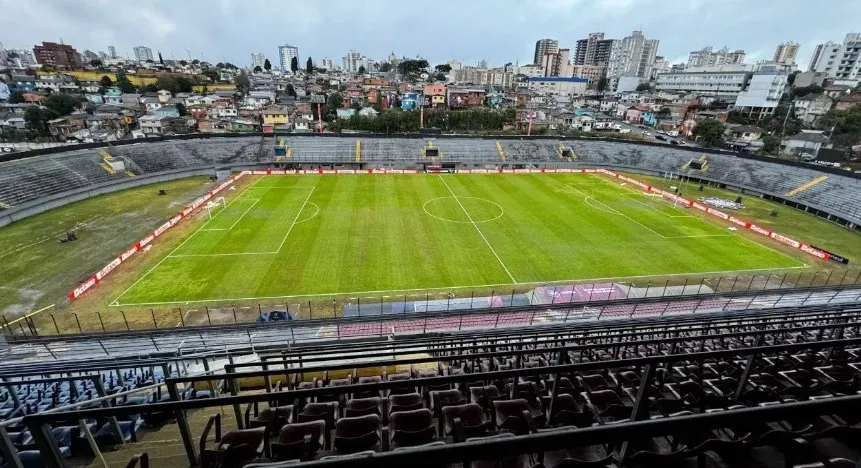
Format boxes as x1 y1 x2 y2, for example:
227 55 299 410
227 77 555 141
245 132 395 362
205 197 226 219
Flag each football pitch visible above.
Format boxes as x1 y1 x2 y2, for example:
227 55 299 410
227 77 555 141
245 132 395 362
111 173 807 306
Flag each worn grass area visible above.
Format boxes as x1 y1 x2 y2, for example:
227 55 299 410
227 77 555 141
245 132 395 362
0 177 215 320
111 173 803 308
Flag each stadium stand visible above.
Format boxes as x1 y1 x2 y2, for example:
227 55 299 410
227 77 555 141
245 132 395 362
5 300 861 467
2 136 860 227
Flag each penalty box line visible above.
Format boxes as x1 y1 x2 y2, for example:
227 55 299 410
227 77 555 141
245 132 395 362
108 264 811 307
110 176 265 306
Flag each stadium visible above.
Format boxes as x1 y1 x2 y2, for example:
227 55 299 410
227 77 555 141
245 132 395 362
1 133 861 468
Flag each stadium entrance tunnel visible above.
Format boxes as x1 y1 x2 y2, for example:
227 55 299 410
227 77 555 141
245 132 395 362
423 196 504 224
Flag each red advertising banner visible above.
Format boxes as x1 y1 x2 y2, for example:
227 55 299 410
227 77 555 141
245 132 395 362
598 169 830 262
68 172 247 301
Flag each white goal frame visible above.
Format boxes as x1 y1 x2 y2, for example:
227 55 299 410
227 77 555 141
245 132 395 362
205 197 226 219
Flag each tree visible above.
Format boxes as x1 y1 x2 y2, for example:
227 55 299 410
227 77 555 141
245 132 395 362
97 75 113 89
138 83 159 93
191 59 200 65
179 60 188 67
224 62 238 70
176 103 187 116
114 70 136 93
636 82 651 92
9 90 24 104
435 64 452 73
264 59 272 72
434 72 447 82
358 65 366 75
253 65 262 73
44 94 82 117
234 73 251 94
306 57 314 74
201 69 220 82
655 107 672 120
596 77 609 93
216 62 225 68
24 106 53 134
760 135 780 155
787 70 799 87
821 106 861 149
90 59 102 68
793 85 824 98
290 56 299 73
286 83 298 98
397 59 429 80
379 62 393 73
692 119 726 147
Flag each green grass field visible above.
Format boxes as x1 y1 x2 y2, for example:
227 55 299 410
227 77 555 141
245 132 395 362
111 173 806 307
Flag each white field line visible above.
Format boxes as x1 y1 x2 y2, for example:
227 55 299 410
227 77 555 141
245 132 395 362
110 176 265 305
588 174 807 267
109 264 810 307
566 183 666 239
275 186 316 253
438 175 518 284
228 199 260 230
588 175 694 218
622 193 692 218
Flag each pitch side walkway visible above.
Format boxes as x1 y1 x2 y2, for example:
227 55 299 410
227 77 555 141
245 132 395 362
6 286 861 363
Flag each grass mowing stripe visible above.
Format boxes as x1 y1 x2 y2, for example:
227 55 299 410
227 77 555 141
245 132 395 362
275 186 317 253
438 175 518 283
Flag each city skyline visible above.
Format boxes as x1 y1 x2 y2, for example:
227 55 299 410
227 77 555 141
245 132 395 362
1 0 860 70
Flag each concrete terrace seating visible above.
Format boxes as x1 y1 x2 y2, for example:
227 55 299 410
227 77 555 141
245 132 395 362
359 139 425 162
287 138 355 162
499 140 561 161
434 139 500 162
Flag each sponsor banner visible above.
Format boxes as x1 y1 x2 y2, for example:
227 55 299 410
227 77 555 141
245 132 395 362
95 257 122 281
120 245 138 262
728 216 749 228
252 170 268 175
770 232 801 249
800 244 830 260
691 202 708 212
557 168 573 173
706 208 729 220
810 245 849 264
749 224 771 237
340 170 356 174
69 276 97 300
69 172 247 301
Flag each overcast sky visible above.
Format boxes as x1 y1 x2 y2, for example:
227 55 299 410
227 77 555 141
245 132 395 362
1 0 859 70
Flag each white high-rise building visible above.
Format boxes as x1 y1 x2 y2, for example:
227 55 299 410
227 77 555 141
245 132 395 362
108 45 117 58
133 46 154 62
773 41 800 64
808 34 861 80
606 30 658 80
687 46 746 68
251 53 266 69
342 50 368 73
278 44 299 73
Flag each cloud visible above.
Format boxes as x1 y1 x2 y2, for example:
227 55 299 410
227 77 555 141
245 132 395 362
0 0 858 69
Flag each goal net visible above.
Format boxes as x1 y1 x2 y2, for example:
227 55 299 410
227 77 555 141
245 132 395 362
205 197 226 219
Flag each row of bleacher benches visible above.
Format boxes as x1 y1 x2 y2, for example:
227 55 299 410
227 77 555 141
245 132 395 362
8 303 861 468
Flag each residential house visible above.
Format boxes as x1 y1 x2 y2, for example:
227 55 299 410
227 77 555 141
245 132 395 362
0 113 26 131
197 119 231 133
186 104 209 121
151 105 180 118
447 88 485 108
0 103 30 115
47 114 86 140
293 118 312 131
624 105 650 123
237 107 262 119
157 89 171 103
94 104 123 116
782 131 827 156
794 94 833 125
9 75 36 93
833 93 861 111
22 93 46 103
166 116 196 134
262 105 290 132
104 88 123 106
121 94 142 112
230 119 259 132
336 108 357 119
729 125 764 142
358 107 379 117
86 114 126 134
823 85 852 99
245 95 273 108
216 107 238 118
423 84 447 107
85 94 104 105
138 115 169 136
141 96 162 112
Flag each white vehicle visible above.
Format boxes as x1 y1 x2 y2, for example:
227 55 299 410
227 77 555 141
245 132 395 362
619 128 631 134
643 132 652 137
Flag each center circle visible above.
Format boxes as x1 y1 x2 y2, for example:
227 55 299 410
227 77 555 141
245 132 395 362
423 196 505 224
